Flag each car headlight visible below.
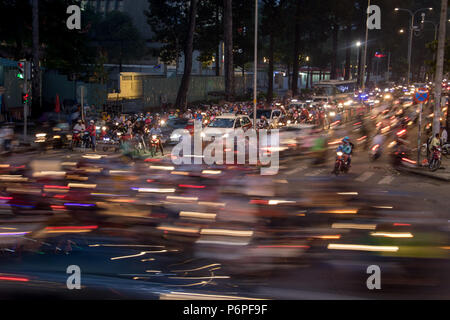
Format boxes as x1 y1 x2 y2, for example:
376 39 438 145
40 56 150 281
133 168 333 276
287 120 292 124
201 132 206 138
152 135 157 139
102 127 107 131
53 135 61 139
171 133 181 140
36 133 46 138
337 151 343 156
329 112 336 117
223 133 229 138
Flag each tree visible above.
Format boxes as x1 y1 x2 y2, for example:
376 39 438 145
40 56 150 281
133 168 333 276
261 0 284 103
196 0 223 76
146 0 192 65
93 11 144 72
0 0 32 60
147 0 199 108
233 0 254 96
175 0 198 108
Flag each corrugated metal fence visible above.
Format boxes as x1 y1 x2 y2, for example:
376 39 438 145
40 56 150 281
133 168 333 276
143 75 252 108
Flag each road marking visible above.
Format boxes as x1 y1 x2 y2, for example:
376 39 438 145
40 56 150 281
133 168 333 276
356 172 374 182
378 176 394 185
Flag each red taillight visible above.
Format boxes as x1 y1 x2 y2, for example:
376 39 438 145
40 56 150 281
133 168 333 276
397 129 406 136
401 157 416 165
0 276 29 282
372 144 380 151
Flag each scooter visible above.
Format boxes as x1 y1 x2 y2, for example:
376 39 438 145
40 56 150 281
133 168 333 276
333 151 349 176
370 144 381 161
150 135 163 157
429 147 442 172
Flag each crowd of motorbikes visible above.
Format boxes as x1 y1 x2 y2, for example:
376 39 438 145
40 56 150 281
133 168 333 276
35 120 166 158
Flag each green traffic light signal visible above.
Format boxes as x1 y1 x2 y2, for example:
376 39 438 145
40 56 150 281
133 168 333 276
17 62 25 79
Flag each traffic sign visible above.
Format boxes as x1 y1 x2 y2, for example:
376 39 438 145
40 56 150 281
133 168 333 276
414 88 429 104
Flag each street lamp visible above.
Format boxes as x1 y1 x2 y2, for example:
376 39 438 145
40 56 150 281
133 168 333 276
422 19 450 41
422 20 439 41
394 7 433 85
306 56 310 89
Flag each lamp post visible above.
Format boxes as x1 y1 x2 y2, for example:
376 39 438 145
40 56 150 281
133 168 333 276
395 7 433 85
306 56 310 89
421 20 439 41
356 41 361 81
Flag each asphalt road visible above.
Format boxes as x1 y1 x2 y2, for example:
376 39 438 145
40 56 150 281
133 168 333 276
0 113 448 300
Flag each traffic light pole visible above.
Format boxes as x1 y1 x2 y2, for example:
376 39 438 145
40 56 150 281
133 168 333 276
417 103 423 167
24 61 28 141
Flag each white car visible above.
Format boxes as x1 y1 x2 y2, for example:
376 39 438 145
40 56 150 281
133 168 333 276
202 114 253 139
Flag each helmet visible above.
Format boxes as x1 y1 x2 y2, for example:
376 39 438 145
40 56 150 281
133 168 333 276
90 120 94 124
342 136 350 143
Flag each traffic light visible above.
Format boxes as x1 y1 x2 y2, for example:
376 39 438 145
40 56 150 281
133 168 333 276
22 93 29 104
17 62 25 79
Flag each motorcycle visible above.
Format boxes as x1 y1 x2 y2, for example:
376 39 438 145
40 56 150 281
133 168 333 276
370 144 381 161
333 151 349 176
429 147 442 172
81 131 91 150
150 135 163 157
442 142 450 156
391 142 414 168
132 133 147 154
34 133 50 153
70 130 82 150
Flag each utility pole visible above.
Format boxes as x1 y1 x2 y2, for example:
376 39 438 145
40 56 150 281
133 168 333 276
434 0 447 136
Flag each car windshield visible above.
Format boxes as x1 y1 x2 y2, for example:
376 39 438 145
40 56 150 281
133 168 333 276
167 118 188 128
208 118 235 128
250 110 272 119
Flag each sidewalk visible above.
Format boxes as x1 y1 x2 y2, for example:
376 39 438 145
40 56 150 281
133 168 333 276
398 156 450 182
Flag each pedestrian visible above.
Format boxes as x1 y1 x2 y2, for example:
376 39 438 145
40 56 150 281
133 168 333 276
87 120 97 152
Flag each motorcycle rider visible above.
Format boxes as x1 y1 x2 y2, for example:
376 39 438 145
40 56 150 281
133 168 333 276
72 120 85 148
149 124 164 156
429 133 441 161
372 130 385 149
258 115 269 129
73 119 85 132
337 136 354 167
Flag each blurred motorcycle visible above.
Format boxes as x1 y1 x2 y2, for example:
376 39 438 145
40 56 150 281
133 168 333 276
370 144 381 161
150 135 163 157
429 147 442 172
333 151 349 175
